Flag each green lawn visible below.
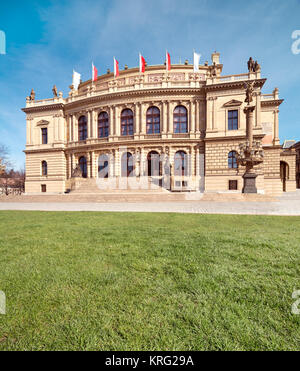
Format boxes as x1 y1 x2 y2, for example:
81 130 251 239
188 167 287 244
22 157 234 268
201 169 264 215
0 211 299 351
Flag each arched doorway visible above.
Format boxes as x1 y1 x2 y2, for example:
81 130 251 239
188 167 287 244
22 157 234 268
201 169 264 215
174 151 188 176
121 152 134 177
98 154 109 178
147 151 161 177
280 161 289 192
79 156 87 178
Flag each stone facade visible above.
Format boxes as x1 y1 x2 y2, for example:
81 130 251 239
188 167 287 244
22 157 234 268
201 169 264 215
22 53 296 195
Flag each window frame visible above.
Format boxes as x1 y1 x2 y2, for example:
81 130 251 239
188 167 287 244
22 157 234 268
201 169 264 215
227 109 239 131
173 105 188 134
228 151 238 169
98 111 109 138
41 161 48 176
146 106 160 134
78 116 88 141
41 127 48 144
121 109 134 136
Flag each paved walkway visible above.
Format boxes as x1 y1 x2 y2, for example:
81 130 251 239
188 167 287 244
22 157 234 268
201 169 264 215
0 191 300 215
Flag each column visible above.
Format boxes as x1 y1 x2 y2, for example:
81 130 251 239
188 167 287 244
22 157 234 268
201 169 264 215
71 153 76 173
93 110 98 139
255 92 261 128
162 101 167 134
141 103 146 135
73 115 78 142
68 153 72 179
195 100 200 133
207 98 213 130
190 101 195 133
58 114 64 142
273 109 280 145
87 111 91 138
115 106 120 137
167 101 172 133
212 97 217 130
109 106 114 136
26 118 31 145
195 145 200 177
90 151 95 178
135 103 140 136
87 152 91 178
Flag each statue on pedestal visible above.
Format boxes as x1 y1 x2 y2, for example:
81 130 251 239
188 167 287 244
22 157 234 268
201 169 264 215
244 81 255 104
52 85 58 97
72 164 82 178
29 89 35 101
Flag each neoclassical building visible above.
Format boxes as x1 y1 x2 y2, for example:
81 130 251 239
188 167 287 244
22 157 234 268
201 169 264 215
22 52 296 195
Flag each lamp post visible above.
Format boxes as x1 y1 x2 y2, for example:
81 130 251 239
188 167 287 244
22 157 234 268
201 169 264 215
236 80 264 193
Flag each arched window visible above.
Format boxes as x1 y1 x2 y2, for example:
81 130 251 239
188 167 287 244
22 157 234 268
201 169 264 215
98 112 109 138
98 154 109 178
228 151 238 169
42 161 47 176
147 151 161 176
146 106 160 134
79 156 87 178
78 116 87 141
121 152 134 177
173 106 188 133
174 151 188 176
121 109 134 136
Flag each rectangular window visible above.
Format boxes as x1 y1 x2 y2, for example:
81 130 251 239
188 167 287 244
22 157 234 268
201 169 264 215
228 110 238 130
41 184 47 193
229 180 238 190
41 128 48 144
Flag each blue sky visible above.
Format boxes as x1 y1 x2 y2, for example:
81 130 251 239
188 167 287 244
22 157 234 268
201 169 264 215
0 0 299 169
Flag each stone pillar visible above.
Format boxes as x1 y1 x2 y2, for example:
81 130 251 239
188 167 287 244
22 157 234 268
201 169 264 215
195 100 200 133
190 101 195 133
72 153 76 171
90 151 95 178
273 109 280 145
73 115 78 142
109 106 114 136
167 101 172 133
115 106 120 137
58 114 64 142
162 101 167 134
53 115 58 141
87 152 91 178
87 110 91 138
255 92 261 128
207 98 213 130
244 105 255 148
68 115 72 142
212 97 217 130
135 103 140 136
26 118 31 145
68 153 72 179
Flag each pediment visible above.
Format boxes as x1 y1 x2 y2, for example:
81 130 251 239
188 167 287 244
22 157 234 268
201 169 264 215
36 120 50 126
223 100 243 108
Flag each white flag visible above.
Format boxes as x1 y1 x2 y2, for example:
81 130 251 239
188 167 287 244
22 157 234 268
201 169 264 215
73 70 81 90
193 52 201 72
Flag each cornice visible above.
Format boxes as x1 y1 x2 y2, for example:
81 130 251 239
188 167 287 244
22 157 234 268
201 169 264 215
204 134 265 142
205 78 267 92
261 99 284 107
22 103 64 114
64 87 206 111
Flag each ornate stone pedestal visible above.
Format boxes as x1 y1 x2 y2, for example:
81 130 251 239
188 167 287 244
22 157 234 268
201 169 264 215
242 172 258 194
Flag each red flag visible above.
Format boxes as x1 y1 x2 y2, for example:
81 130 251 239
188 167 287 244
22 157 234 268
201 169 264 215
114 57 119 77
92 63 98 82
139 53 146 73
166 51 171 71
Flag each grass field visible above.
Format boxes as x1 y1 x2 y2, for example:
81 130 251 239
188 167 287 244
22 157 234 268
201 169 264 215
0 211 299 351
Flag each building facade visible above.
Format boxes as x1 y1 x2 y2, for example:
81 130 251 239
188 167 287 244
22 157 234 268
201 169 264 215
22 53 296 195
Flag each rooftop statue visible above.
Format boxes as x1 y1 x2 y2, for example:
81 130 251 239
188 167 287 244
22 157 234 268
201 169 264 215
52 85 58 97
247 57 261 73
29 88 35 101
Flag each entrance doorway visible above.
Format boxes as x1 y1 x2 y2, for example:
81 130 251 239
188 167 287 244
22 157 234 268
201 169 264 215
280 161 289 192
